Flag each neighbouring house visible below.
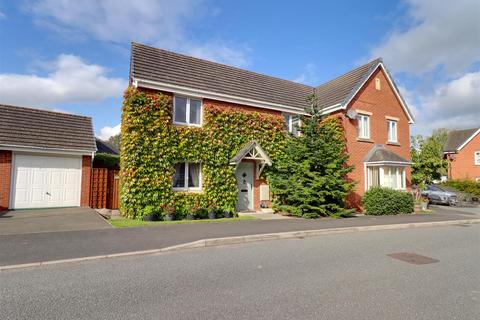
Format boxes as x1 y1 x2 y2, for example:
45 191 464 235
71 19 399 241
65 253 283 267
125 42 414 212
0 104 96 210
95 138 119 155
444 128 480 182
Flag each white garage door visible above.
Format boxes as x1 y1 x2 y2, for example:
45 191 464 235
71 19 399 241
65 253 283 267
12 154 82 209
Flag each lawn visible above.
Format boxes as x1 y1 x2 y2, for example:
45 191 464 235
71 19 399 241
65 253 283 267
109 215 259 228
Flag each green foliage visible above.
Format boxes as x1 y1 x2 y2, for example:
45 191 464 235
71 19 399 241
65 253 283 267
411 129 448 187
363 187 414 215
268 95 355 218
120 88 287 219
108 134 121 152
93 152 120 169
442 179 480 197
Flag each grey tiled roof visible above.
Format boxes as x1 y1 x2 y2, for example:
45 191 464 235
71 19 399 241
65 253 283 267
131 42 384 112
364 144 410 163
315 58 382 108
444 128 479 152
96 138 119 155
0 104 96 152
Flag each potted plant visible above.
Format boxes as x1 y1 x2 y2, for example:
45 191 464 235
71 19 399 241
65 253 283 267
143 205 158 221
163 204 175 221
223 208 233 218
207 204 216 220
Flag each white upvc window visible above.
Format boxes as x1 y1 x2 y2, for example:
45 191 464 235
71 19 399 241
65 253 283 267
475 151 480 165
173 163 202 191
282 113 301 137
366 166 406 190
358 114 370 139
387 120 398 143
173 96 202 126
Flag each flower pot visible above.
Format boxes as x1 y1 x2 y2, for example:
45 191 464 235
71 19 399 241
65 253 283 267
223 211 232 218
164 214 174 221
143 213 157 221
208 211 216 219
186 214 195 220
420 202 428 211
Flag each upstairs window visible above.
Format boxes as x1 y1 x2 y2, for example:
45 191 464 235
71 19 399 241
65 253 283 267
387 120 398 143
283 113 301 137
475 151 480 165
173 163 202 191
173 96 202 126
357 114 370 139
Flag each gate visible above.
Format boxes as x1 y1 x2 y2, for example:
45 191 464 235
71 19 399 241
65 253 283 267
90 168 120 209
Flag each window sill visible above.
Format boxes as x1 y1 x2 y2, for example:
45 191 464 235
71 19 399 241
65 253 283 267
172 122 202 128
173 188 203 193
387 141 401 146
357 137 373 143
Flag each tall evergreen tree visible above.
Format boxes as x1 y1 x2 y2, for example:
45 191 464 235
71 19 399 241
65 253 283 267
268 95 355 218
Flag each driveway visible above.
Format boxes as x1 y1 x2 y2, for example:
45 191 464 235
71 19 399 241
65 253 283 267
0 207 112 235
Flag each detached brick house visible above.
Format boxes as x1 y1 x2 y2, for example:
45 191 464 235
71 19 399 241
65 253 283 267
128 43 414 211
0 104 96 211
444 128 480 182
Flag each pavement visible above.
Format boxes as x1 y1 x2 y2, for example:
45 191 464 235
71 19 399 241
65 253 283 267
1 224 478 320
0 205 478 267
0 207 112 235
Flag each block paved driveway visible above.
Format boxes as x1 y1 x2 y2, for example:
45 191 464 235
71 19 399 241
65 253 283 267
0 207 112 236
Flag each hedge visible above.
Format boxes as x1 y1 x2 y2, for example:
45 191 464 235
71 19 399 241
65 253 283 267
363 187 414 215
120 88 288 219
442 179 480 198
93 153 120 169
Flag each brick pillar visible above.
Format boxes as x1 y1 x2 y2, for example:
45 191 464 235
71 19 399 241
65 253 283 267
81 155 92 207
0 150 12 211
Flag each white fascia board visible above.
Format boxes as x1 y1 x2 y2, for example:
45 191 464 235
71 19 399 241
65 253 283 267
134 78 309 116
342 63 415 124
364 160 412 166
457 128 480 151
0 144 92 156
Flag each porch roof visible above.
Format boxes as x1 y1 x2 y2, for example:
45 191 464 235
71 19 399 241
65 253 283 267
230 140 272 166
364 144 410 165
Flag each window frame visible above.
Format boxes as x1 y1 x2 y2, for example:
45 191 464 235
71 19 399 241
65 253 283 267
387 119 398 143
475 151 480 165
173 95 203 127
358 114 370 139
366 165 406 191
173 162 202 192
282 113 301 137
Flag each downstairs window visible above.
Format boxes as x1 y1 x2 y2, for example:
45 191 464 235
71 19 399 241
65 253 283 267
366 166 406 190
173 163 202 191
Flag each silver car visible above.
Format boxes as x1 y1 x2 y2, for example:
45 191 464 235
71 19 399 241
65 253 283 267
422 185 458 206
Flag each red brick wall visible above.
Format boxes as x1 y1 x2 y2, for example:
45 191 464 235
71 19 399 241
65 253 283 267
341 67 412 209
81 155 92 207
447 133 480 180
0 150 12 211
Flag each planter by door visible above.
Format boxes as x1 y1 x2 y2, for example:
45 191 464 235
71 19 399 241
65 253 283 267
235 162 254 211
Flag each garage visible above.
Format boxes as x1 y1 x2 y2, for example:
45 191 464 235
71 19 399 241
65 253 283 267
11 154 82 209
0 104 96 211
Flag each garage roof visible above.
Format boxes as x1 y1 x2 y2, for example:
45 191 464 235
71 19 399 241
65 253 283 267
0 104 96 153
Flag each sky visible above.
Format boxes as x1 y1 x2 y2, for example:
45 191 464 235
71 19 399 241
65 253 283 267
0 0 479 139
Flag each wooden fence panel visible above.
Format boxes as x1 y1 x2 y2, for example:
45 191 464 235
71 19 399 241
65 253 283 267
90 168 120 209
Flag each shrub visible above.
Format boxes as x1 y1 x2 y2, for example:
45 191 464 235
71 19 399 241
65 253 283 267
442 179 480 198
363 187 414 215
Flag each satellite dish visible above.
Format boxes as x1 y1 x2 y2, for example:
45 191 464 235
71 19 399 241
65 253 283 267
346 109 358 119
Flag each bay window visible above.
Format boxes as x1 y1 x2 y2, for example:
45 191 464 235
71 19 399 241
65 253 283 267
173 163 202 191
173 96 202 126
366 166 406 190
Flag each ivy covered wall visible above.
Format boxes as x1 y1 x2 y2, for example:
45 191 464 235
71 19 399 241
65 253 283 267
120 88 288 219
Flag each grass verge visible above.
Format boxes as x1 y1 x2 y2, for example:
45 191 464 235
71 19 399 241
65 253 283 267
109 215 259 228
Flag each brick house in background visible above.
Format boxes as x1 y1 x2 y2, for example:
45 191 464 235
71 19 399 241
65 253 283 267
0 104 96 211
129 43 414 211
444 128 480 182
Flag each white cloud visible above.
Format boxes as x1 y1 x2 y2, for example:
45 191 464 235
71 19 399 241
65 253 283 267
371 0 480 75
27 0 249 67
292 63 318 85
0 54 125 107
98 123 121 140
412 72 480 134
0 10 6 20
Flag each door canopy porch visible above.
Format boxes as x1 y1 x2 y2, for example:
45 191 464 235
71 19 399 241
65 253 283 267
230 140 272 178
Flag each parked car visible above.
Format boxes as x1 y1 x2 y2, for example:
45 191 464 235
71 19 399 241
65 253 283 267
421 185 458 206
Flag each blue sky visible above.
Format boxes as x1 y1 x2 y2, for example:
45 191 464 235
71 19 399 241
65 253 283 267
0 0 478 139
